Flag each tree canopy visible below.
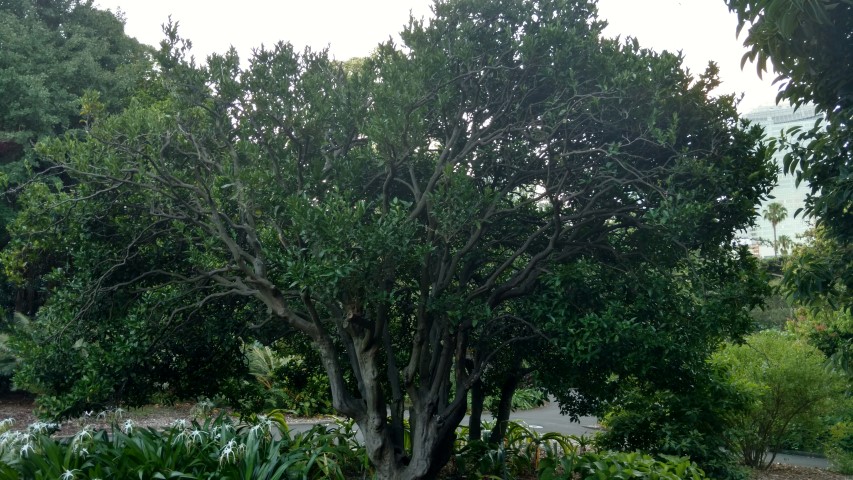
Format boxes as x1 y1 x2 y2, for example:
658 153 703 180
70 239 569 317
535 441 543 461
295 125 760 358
726 0 853 308
0 0 151 320
5 0 776 478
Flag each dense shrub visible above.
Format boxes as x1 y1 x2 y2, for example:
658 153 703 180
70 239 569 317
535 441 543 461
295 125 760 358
244 340 334 417
826 421 853 474
449 421 708 480
595 368 749 480
713 330 847 469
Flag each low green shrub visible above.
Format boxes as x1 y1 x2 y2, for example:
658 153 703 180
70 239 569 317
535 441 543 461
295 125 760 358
451 420 707 480
713 330 847 469
453 420 580 478
826 421 853 474
538 451 707 480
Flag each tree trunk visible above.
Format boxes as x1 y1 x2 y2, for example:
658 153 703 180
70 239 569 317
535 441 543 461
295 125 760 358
469 379 485 441
489 357 523 445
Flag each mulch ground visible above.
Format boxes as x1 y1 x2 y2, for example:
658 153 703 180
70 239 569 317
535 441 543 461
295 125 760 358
753 464 852 479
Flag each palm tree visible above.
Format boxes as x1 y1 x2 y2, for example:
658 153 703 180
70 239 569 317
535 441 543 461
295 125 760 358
777 235 793 256
763 202 788 256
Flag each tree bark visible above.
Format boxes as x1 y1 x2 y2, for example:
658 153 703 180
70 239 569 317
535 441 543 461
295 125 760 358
469 379 485 441
489 357 523 445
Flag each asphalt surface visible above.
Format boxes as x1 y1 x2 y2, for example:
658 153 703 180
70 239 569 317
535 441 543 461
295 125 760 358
290 400 833 470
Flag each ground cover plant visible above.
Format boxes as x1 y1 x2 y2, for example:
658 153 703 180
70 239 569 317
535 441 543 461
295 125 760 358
0 414 369 480
0 415 708 480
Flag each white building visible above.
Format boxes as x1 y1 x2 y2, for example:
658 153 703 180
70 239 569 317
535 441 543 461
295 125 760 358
742 104 819 257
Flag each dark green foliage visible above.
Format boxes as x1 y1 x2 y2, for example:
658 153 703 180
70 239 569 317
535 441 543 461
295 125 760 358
0 0 150 152
535 249 769 411
452 421 708 479
9 281 254 419
0 0 152 373
750 293 794 331
596 370 751 480
3 0 776 477
559 252 767 478
243 340 334 417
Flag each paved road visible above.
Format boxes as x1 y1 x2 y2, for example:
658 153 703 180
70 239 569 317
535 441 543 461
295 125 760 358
481 402 599 438
288 401 832 470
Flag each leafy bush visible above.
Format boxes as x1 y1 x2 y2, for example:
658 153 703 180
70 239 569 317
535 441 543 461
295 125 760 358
244 341 333 417
451 420 708 480
453 420 580 478
540 451 707 480
9 287 254 420
713 330 847 469
483 386 547 413
596 369 750 480
826 421 853 474
0 332 14 393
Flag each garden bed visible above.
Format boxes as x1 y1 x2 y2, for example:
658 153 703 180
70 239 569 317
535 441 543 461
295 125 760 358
2 392 850 479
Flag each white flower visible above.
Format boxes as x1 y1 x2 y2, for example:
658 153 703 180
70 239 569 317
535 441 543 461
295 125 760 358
219 439 237 465
122 419 134 434
74 426 93 442
218 438 245 465
28 422 58 435
189 429 205 443
0 418 14 431
60 469 76 480
19 442 34 457
171 419 188 430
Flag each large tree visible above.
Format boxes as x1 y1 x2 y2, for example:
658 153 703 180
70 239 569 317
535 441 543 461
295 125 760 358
0 0 151 316
726 0 853 307
6 0 774 478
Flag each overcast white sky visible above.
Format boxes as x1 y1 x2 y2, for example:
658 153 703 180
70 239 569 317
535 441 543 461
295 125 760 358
96 0 780 113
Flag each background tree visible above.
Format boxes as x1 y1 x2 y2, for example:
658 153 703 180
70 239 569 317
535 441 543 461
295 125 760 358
6 1 775 478
762 202 787 256
726 0 853 308
0 0 151 319
776 234 792 256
